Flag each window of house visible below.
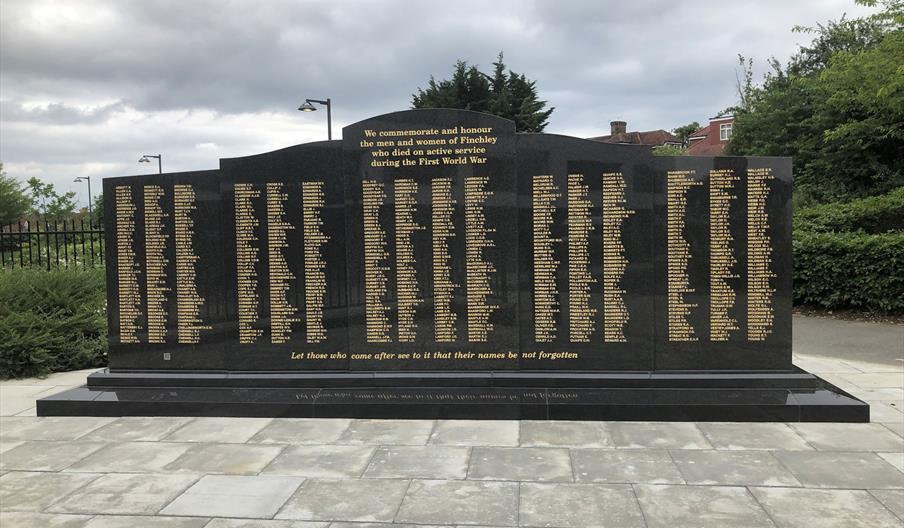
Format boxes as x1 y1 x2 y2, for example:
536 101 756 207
719 123 733 141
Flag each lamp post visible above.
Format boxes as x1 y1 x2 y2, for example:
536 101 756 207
139 154 162 174
73 176 92 225
298 98 332 140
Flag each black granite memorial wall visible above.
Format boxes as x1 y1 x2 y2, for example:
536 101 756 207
38 109 868 421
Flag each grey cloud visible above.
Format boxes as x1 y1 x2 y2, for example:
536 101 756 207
0 0 875 202
0 100 127 125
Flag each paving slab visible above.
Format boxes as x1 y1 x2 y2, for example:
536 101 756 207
362 445 469 479
261 444 375 478
82 417 194 442
248 418 352 444
0 440 107 471
519 420 612 447
571 448 685 484
204 520 329 528
849 388 904 402
0 511 93 527
0 386 60 416
884 421 904 438
162 417 272 443
609 422 711 449
3 369 101 387
869 489 904 520
840 372 904 388
790 422 903 451
468 446 573 482
337 419 434 445
751 486 902 528
395 479 518 526
163 442 285 474
869 401 904 423
670 449 801 486
877 451 904 472
428 420 519 446
774 451 904 489
47 473 200 515
84 515 209 527
0 471 101 511
634 484 774 528
697 422 812 450
0 439 24 454
0 416 115 441
792 356 862 374
519 482 645 527
276 478 409 522
160 475 303 519
327 524 447 528
65 441 192 473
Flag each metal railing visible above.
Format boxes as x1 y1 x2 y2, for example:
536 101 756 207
1 219 104 270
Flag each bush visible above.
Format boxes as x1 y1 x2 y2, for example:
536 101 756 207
793 231 904 313
794 186 904 234
0 268 107 379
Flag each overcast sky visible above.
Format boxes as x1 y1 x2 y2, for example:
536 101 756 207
0 0 875 207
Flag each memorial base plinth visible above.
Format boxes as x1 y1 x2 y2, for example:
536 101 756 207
37 368 868 422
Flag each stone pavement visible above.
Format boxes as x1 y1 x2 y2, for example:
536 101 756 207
1 315 902 527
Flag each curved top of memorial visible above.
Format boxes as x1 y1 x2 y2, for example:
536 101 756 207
343 108 517 138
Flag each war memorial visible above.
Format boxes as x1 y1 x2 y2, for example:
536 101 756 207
38 109 868 421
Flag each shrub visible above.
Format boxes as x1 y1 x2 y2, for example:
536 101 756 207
794 186 904 234
0 268 107 379
793 231 904 313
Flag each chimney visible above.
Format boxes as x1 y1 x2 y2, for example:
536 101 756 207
610 120 627 135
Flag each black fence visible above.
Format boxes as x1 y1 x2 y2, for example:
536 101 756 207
1 219 104 270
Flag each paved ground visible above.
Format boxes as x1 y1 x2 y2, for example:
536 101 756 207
1 315 902 527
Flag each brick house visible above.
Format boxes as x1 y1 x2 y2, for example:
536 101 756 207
686 116 735 155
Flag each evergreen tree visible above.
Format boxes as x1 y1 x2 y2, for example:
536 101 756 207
412 52 554 132
0 163 31 225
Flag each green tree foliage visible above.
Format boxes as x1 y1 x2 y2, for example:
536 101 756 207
412 52 554 132
652 145 687 156
0 163 31 226
727 0 903 203
26 177 77 219
90 192 104 228
671 122 701 144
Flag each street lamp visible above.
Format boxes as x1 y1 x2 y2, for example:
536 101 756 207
139 154 162 174
298 98 332 140
73 176 92 225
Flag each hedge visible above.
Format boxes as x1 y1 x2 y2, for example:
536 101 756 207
0 268 107 379
793 230 904 313
794 186 904 234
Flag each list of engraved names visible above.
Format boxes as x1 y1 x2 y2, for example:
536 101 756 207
115 185 142 344
667 170 702 342
143 185 169 344
747 168 775 341
173 184 210 344
709 170 739 341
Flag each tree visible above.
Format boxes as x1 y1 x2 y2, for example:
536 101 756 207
671 122 701 144
27 177 77 219
727 0 903 204
0 163 31 226
90 193 104 228
412 52 554 132
652 145 688 156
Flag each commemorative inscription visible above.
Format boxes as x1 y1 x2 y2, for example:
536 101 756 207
103 109 791 374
